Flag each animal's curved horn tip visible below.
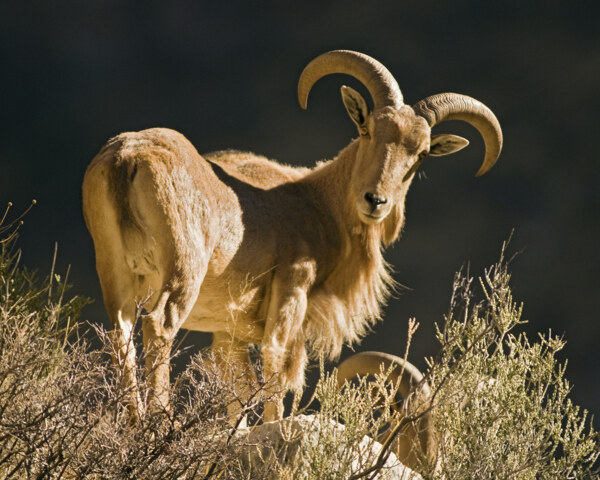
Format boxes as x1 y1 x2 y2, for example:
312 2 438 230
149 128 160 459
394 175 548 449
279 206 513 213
299 97 308 110
475 165 489 177
297 87 308 110
475 156 499 177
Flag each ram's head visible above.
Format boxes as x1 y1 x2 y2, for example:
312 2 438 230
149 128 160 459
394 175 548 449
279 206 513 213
298 50 502 228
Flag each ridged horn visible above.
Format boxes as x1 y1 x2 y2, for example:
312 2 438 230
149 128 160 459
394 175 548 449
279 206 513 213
336 351 434 470
298 50 403 111
336 351 428 398
413 93 503 176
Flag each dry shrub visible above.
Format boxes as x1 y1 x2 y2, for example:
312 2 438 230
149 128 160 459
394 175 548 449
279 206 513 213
0 205 271 479
1 205 598 479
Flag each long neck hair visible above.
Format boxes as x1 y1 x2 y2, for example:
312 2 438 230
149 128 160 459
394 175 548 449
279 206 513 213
301 141 404 359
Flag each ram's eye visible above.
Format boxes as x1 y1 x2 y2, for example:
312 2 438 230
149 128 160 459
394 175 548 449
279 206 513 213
418 150 429 161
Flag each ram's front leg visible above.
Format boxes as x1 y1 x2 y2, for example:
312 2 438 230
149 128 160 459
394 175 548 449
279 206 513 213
261 261 314 422
211 332 258 427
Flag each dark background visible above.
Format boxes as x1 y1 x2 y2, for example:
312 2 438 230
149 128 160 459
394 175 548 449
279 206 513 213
1 1 598 421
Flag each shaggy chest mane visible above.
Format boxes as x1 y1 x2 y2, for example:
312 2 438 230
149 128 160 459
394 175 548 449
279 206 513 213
304 226 394 359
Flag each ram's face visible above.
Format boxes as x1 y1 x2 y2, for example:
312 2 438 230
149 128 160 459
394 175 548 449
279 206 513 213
300 51 500 228
348 102 431 225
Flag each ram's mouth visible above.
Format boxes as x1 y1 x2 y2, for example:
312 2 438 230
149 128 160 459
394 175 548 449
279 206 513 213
358 210 386 224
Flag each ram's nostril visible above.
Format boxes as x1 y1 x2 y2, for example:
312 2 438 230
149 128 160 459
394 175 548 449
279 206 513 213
364 192 387 206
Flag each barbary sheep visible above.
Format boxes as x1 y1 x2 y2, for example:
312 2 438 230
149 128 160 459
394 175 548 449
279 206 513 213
82 50 502 421
337 351 434 472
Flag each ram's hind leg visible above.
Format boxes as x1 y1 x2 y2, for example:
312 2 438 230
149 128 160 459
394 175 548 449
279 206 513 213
94 243 142 421
142 275 203 413
127 160 211 414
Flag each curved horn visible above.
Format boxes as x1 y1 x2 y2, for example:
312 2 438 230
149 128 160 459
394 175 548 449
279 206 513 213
336 351 428 398
298 50 403 111
336 352 434 470
413 93 503 176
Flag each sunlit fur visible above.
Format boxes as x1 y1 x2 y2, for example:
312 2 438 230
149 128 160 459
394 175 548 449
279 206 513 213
83 118 419 419
208 143 403 364
82 56 481 422
212 146 398 360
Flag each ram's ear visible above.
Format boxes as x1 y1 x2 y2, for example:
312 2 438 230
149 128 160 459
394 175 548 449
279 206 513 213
341 85 370 136
429 134 469 156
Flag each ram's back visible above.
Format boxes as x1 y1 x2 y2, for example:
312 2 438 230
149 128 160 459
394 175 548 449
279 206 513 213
205 149 310 189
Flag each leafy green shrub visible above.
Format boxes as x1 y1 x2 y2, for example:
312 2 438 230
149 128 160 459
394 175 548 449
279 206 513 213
418 244 599 479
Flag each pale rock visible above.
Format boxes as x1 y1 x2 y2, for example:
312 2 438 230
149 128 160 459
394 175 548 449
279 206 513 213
236 414 423 479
